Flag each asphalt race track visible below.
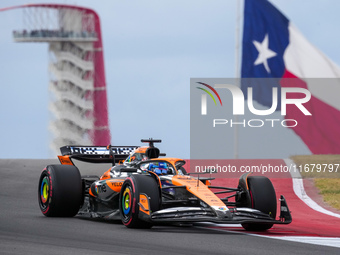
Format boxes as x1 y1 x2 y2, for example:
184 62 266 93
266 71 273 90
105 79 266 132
0 159 339 255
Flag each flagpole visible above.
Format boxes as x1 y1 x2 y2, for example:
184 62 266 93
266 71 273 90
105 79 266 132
234 0 242 159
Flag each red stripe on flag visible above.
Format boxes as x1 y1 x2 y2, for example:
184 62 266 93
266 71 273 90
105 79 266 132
281 70 340 154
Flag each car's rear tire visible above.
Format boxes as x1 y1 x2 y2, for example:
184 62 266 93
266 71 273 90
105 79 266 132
38 164 82 217
241 176 277 231
120 174 161 228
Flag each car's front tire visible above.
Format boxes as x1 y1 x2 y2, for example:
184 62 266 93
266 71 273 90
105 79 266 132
120 174 160 228
38 164 83 217
241 176 277 231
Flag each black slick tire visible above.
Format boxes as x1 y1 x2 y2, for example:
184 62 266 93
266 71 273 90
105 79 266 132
38 164 82 217
119 174 160 228
241 176 277 231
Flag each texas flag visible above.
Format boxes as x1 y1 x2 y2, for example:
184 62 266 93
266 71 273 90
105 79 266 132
241 0 340 154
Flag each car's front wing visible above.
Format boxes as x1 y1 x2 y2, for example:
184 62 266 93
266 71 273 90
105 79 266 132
141 195 292 225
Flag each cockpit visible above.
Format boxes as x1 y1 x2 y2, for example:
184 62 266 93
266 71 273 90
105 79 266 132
139 160 176 175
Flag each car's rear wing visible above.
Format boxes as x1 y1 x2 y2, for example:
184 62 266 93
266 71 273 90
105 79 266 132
59 145 139 165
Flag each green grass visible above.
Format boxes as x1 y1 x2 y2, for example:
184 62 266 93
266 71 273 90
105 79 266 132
290 155 340 210
290 155 340 178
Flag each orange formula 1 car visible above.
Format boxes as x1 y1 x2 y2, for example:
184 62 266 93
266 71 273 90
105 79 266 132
38 139 292 230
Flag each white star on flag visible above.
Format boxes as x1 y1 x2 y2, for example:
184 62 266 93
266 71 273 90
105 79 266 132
253 34 277 73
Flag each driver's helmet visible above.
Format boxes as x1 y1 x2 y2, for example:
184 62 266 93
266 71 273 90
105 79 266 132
149 162 168 175
124 152 146 166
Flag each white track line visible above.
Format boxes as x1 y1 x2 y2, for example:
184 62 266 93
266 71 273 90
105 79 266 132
196 224 340 249
283 158 340 219
201 160 340 248
266 236 340 249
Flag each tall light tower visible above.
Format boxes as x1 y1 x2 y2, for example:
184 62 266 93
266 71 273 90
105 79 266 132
1 4 111 153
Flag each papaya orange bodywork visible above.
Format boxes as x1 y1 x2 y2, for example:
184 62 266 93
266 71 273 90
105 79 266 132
171 175 226 208
106 179 125 193
139 194 150 215
89 188 95 197
58 155 74 165
100 169 111 180
134 147 148 154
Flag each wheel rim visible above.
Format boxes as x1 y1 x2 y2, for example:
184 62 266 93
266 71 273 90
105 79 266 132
122 186 132 215
40 176 49 209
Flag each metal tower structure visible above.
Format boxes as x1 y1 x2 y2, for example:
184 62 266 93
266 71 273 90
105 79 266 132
1 4 111 153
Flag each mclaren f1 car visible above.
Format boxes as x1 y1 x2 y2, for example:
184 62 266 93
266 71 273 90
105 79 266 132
38 139 292 230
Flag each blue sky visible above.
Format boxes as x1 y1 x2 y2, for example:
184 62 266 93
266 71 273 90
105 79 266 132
1 0 340 159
